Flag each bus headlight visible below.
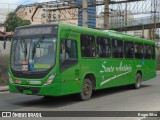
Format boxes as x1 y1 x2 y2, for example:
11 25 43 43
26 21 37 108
8 73 13 84
44 74 56 85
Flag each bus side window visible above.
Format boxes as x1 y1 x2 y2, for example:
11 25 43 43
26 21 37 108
124 41 134 58
151 45 155 59
135 43 143 59
112 39 123 58
144 44 152 59
60 39 78 62
81 34 95 57
96 37 111 58
60 39 78 72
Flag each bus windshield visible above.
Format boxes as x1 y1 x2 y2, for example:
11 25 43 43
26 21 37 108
11 35 57 72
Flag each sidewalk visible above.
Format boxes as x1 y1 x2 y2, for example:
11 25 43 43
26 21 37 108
0 86 9 92
157 71 160 75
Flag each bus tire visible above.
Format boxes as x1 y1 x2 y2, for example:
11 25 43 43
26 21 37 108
79 78 92 101
134 73 142 89
43 96 53 99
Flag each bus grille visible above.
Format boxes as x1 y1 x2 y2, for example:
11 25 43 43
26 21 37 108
16 86 40 94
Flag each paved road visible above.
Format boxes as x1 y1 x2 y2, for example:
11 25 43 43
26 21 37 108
0 75 160 119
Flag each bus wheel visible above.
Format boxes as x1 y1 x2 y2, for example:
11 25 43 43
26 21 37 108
79 78 92 101
43 96 53 99
134 73 142 89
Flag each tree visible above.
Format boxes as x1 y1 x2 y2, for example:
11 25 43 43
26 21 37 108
5 12 31 32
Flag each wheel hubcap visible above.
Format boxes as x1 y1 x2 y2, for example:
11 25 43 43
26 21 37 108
136 75 141 87
137 80 140 87
83 84 90 95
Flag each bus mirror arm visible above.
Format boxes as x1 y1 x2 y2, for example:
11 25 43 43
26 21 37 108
3 36 6 49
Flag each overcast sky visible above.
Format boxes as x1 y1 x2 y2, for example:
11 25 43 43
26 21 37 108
0 0 50 23
0 0 51 5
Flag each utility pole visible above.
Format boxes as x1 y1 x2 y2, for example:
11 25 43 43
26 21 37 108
104 0 109 30
125 2 127 33
150 0 157 41
82 0 88 27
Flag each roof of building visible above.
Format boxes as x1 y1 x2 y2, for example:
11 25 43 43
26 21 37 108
0 31 13 41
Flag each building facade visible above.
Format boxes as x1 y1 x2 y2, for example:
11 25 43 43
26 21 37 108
74 0 96 28
96 10 134 29
15 0 96 28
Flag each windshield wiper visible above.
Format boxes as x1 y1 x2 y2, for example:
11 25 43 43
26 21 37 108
32 36 44 60
20 37 27 60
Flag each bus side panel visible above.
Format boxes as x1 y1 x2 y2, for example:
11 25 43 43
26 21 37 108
59 31 82 95
60 64 82 95
95 59 117 89
142 59 156 81
95 59 135 89
112 59 134 87
80 59 114 90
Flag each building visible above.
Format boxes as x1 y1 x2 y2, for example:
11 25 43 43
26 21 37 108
41 7 78 25
110 10 133 22
0 31 13 41
15 0 96 28
16 6 43 24
16 5 78 25
74 0 96 28
0 23 5 32
96 10 134 29
126 30 150 39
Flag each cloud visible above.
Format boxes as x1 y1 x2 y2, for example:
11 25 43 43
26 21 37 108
37 0 54 3
0 0 54 5
0 0 22 4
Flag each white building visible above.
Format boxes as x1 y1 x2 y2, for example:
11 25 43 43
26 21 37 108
0 23 5 32
16 6 78 25
126 30 150 39
96 10 134 29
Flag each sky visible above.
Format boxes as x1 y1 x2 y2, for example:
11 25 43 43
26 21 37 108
0 0 51 5
0 0 51 23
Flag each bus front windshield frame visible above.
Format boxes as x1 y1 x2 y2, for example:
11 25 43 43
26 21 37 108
11 35 57 72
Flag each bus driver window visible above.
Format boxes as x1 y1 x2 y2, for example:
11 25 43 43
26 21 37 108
60 40 69 62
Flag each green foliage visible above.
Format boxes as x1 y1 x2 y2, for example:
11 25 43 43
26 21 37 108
5 12 31 32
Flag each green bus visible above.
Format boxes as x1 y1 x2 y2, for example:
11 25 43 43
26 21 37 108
8 23 156 100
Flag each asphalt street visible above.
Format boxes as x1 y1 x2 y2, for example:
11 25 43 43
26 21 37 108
0 74 160 120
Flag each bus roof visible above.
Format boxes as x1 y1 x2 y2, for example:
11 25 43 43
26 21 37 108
16 22 155 45
58 23 155 45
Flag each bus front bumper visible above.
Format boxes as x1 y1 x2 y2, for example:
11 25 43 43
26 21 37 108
9 82 62 96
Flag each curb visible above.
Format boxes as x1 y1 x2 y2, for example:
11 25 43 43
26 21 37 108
0 86 9 92
157 71 160 75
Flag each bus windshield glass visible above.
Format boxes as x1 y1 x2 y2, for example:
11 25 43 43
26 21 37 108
11 35 57 72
